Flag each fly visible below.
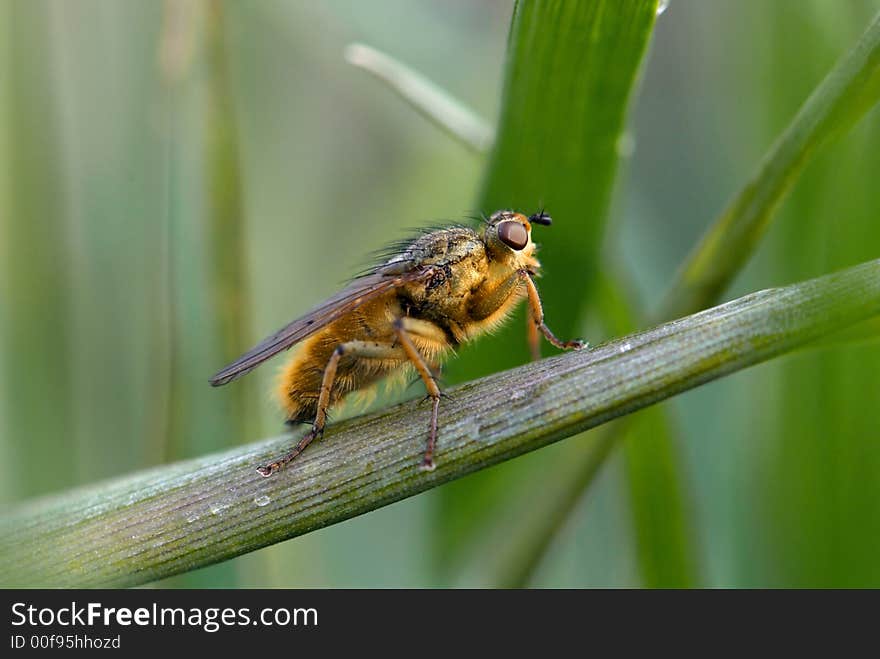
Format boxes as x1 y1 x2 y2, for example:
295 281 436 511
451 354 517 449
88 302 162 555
210 210 584 476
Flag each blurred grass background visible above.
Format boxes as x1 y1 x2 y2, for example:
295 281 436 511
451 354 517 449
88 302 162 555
1 0 879 588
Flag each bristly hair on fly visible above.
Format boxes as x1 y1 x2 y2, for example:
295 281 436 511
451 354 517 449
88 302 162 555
349 210 549 280
463 211 491 226
351 220 465 280
464 208 551 226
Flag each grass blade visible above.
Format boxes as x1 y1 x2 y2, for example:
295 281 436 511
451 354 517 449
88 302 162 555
437 0 661 576
661 9 880 320
344 42 494 154
1 1 74 498
157 0 253 588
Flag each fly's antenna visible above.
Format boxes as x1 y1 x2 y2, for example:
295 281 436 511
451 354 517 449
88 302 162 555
529 207 552 226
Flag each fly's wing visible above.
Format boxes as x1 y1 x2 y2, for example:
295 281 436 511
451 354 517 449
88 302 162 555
209 267 423 386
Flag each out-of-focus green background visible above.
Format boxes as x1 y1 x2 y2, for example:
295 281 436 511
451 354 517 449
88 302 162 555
1 0 878 587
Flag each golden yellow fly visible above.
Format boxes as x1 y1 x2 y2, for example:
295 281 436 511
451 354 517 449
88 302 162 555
210 210 584 476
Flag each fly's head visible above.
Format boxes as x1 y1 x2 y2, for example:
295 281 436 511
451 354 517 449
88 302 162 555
483 209 551 274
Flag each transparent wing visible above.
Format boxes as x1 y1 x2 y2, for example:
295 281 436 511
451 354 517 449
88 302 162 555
209 268 423 386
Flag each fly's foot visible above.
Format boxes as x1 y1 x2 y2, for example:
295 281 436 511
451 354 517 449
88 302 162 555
419 394 441 472
256 463 277 478
420 391 452 404
256 426 322 477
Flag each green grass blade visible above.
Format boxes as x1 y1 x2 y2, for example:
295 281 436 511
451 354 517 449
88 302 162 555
661 8 880 321
491 422 621 588
49 2 171 485
598 271 697 587
0 1 74 498
156 0 253 588
344 42 494 154
622 407 695 587
436 0 661 575
746 3 880 588
2 257 877 587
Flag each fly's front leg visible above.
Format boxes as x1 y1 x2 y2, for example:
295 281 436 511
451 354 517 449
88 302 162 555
257 340 404 477
393 317 445 471
468 268 585 354
468 268 540 358
521 271 586 351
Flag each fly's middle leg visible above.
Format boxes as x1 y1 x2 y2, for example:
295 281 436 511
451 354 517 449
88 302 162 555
257 340 404 477
393 317 445 472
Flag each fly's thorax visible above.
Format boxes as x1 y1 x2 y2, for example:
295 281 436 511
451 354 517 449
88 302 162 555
396 228 488 320
406 227 483 268
390 217 541 330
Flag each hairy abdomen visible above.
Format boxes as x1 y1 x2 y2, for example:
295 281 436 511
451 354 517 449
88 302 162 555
274 297 409 423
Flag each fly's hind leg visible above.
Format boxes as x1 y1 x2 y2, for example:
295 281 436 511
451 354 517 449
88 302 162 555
393 317 446 472
257 340 404 477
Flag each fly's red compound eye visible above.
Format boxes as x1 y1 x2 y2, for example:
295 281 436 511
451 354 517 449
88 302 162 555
498 221 529 251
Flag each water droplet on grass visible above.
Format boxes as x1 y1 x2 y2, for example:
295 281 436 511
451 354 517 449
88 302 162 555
210 502 232 515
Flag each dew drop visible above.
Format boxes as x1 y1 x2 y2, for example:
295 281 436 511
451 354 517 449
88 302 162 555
465 416 481 442
254 495 271 507
210 502 232 515
656 0 669 16
450 415 481 442
619 342 633 354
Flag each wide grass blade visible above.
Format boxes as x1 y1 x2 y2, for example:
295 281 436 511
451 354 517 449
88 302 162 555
156 0 253 588
436 0 661 576
1 1 74 498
